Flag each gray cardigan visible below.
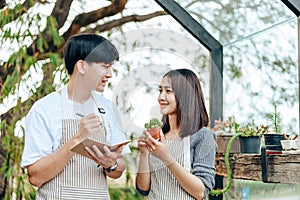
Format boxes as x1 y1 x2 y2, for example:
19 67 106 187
190 127 217 197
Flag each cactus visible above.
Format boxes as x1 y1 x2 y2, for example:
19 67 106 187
144 118 163 129
271 104 282 134
144 118 163 140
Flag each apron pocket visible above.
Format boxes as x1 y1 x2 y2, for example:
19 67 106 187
61 186 109 200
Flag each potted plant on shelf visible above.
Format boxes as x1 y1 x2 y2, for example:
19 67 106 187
237 121 269 154
212 116 241 154
280 133 299 151
264 105 285 151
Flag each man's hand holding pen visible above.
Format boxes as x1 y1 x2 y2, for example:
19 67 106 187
73 113 102 144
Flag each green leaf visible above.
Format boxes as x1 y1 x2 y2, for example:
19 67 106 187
144 123 150 129
14 4 23 14
24 56 35 71
1 75 13 96
49 53 59 67
37 37 44 52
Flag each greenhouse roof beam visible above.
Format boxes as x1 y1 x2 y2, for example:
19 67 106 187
282 0 300 16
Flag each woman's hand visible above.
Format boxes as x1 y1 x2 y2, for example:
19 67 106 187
144 131 175 166
137 130 150 154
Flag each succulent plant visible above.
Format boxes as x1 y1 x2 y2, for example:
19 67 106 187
144 118 163 129
144 118 163 140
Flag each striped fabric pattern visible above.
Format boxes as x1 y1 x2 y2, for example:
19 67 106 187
61 187 109 199
35 119 110 200
148 140 196 200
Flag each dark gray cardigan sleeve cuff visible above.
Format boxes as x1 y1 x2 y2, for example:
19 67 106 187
136 183 150 196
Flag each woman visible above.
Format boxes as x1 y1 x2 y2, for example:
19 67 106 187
136 69 217 200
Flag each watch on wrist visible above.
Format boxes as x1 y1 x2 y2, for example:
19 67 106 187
104 161 118 173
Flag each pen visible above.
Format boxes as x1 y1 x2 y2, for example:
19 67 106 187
76 113 103 126
76 112 84 117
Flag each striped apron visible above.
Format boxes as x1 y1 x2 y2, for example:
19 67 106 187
35 92 110 199
148 137 195 200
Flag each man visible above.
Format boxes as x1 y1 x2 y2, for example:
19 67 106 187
21 34 130 199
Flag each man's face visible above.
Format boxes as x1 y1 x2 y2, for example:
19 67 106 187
85 61 113 92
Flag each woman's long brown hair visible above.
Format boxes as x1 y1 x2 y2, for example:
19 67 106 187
161 69 209 138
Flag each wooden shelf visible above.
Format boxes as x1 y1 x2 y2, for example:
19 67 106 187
215 151 300 184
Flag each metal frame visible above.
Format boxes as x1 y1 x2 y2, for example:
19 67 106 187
281 0 300 135
282 0 300 16
154 0 223 127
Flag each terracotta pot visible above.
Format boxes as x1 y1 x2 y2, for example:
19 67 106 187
147 127 161 140
216 134 240 154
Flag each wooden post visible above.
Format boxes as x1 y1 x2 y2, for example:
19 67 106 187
298 16 300 135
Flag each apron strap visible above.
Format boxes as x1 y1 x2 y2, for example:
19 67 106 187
91 92 111 143
183 135 191 172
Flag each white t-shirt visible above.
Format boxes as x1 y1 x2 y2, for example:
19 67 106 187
21 87 130 167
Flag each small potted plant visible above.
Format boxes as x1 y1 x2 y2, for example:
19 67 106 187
144 118 163 140
264 105 286 151
212 116 241 154
295 136 300 150
237 121 269 154
280 133 298 151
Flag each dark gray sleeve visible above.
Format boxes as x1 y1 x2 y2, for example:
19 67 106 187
190 128 217 198
136 183 150 196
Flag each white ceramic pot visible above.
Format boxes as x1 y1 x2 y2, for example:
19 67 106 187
280 140 296 150
295 140 300 150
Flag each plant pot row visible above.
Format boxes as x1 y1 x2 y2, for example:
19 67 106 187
217 134 290 154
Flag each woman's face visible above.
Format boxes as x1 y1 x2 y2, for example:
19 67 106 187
158 77 177 115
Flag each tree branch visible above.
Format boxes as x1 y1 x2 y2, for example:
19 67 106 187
27 0 74 56
50 0 73 29
0 0 164 106
0 0 73 97
0 0 127 92
62 0 128 38
83 11 167 34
